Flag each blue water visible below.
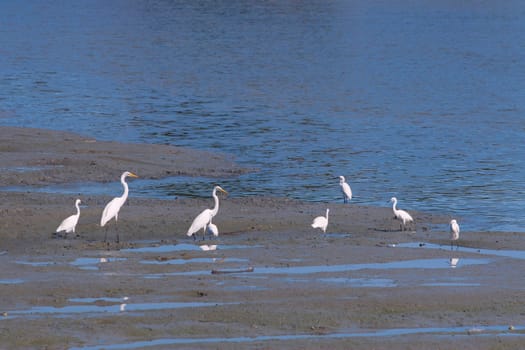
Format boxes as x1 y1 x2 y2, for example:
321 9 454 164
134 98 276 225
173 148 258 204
1 1 525 231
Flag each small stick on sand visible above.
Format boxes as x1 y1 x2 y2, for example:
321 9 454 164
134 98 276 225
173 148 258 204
211 267 254 274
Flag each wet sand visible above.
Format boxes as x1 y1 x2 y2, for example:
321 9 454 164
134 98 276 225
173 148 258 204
1 127 525 349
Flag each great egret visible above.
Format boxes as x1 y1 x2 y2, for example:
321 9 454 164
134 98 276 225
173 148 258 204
56 199 81 238
339 176 352 203
186 186 228 240
450 219 460 250
389 197 414 231
100 171 138 242
311 208 329 233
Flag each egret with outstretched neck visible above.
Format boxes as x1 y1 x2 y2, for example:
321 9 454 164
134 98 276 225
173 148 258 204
100 171 138 243
311 208 329 233
339 176 352 203
187 186 228 240
56 199 82 238
389 197 414 231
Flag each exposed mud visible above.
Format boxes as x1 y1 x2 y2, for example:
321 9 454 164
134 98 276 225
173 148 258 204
0 127 524 349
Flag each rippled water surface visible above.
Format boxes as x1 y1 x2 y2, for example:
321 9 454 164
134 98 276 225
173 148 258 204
1 1 524 231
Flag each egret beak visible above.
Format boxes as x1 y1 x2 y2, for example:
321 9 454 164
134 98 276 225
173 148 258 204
128 172 139 178
217 186 228 195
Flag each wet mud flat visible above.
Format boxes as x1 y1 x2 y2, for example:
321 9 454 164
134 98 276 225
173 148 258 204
2 194 525 350
1 127 525 349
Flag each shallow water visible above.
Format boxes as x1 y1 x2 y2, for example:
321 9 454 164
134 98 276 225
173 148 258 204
6 300 228 319
1 1 525 231
140 257 247 265
123 243 259 254
70 257 127 270
397 242 525 260
69 325 525 349
149 257 491 278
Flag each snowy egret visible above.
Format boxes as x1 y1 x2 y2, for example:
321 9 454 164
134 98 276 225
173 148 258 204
389 197 414 231
55 199 81 238
100 171 138 242
339 176 352 203
187 186 228 240
311 208 329 233
450 219 460 249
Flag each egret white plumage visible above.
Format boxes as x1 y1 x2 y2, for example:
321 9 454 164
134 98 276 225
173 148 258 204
311 208 329 233
449 219 460 250
56 199 81 238
339 176 352 203
186 185 228 240
206 220 219 237
389 197 414 231
100 171 138 242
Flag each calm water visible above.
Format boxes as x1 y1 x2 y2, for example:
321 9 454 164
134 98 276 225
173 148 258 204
1 1 524 231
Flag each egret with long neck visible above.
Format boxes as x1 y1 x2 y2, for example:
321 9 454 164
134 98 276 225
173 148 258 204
100 171 138 242
390 197 414 231
56 198 82 238
339 176 352 203
187 185 228 240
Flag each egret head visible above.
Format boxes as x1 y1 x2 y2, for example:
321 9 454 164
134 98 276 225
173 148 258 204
450 219 457 225
123 171 139 178
390 197 397 203
214 185 228 195
339 176 345 183
75 199 82 205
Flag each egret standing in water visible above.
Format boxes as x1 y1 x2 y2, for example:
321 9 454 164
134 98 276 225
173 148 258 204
389 197 414 231
339 176 352 203
450 219 460 250
56 199 82 238
311 208 329 233
187 186 228 240
100 171 138 243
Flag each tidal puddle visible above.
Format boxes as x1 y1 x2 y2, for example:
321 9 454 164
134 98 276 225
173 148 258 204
141 257 248 265
0 165 63 173
249 258 490 275
422 282 481 287
123 243 259 254
148 258 490 277
69 297 129 303
15 260 55 267
324 233 352 239
317 277 396 288
0 278 24 284
70 325 525 349
70 257 127 270
7 300 229 318
397 242 525 260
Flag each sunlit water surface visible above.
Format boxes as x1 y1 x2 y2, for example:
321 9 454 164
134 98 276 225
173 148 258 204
1 1 524 231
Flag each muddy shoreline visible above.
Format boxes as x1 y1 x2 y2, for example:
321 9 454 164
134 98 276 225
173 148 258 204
1 127 524 349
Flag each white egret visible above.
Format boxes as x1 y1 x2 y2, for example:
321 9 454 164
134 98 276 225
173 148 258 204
186 186 228 240
100 171 138 243
56 199 81 238
450 219 460 250
339 176 352 203
311 208 329 233
389 197 414 231
206 219 219 237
